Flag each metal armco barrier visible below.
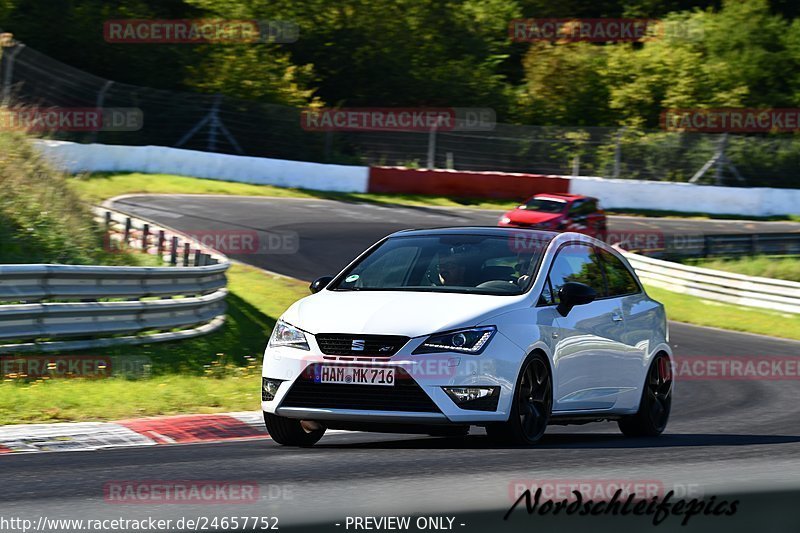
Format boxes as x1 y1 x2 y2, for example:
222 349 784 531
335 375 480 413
662 233 800 258
621 249 800 314
0 207 230 353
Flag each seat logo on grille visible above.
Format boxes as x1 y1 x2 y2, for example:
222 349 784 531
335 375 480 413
351 339 366 351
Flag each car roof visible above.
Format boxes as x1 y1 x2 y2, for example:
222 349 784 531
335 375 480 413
531 192 595 201
387 226 559 239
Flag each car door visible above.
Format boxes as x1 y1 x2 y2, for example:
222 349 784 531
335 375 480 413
564 200 587 233
597 248 654 410
580 199 605 236
541 242 630 412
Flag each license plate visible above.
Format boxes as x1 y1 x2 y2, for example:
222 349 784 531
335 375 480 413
317 366 395 386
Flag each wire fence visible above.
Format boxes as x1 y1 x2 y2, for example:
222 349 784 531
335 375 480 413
2 38 800 188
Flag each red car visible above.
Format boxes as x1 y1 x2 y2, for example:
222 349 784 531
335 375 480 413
497 193 607 238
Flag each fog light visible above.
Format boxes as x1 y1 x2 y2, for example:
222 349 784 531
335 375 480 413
443 386 500 411
262 377 283 401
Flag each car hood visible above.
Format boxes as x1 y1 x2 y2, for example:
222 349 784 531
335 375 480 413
506 209 562 224
282 289 530 337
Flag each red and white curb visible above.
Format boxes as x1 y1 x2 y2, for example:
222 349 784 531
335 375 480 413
0 411 271 454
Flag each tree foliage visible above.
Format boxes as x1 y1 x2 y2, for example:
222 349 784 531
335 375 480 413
1 0 800 125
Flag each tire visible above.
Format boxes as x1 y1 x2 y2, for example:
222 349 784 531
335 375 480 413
264 412 326 446
487 353 552 445
618 353 672 437
427 425 470 438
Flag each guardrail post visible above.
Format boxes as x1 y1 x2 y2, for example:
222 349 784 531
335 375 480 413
183 243 191 266
170 236 178 266
193 249 202 266
123 217 132 245
157 230 165 258
142 224 150 252
104 211 111 229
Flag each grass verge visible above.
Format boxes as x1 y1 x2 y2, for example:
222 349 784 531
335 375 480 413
682 255 800 282
67 172 517 210
644 284 800 341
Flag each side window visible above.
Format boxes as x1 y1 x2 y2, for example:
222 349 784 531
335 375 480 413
546 244 606 303
600 249 640 297
570 200 596 216
538 277 554 306
579 200 597 215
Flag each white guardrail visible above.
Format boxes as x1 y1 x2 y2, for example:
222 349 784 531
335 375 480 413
620 249 800 314
0 206 229 353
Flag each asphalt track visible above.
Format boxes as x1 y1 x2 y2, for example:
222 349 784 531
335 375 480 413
109 195 800 281
2 195 800 533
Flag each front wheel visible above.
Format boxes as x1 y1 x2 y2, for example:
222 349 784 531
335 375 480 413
264 412 326 446
487 354 552 445
618 353 672 437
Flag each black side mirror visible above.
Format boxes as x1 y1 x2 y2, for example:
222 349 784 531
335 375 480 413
556 282 596 316
309 276 334 294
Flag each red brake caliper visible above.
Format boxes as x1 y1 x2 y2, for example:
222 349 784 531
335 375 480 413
658 357 672 382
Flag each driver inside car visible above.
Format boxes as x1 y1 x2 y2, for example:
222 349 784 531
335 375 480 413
438 254 468 286
433 244 478 287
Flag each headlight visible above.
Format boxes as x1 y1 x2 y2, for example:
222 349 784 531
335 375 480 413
268 320 310 351
499 216 512 224
413 326 496 355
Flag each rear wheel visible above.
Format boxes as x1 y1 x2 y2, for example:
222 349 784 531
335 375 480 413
618 353 672 437
264 412 326 446
487 354 552 445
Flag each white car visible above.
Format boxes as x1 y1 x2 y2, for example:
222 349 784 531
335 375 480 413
262 227 673 446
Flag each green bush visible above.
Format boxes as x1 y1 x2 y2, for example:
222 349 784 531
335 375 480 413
0 131 145 265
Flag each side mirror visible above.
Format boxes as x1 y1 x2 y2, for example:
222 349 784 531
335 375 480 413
556 282 596 316
309 276 334 294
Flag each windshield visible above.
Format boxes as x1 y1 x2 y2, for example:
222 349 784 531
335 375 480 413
330 234 549 295
520 198 567 213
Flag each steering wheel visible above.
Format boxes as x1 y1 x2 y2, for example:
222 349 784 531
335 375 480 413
426 266 443 286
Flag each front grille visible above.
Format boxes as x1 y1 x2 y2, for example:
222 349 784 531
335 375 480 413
512 222 543 229
315 333 409 356
281 365 440 412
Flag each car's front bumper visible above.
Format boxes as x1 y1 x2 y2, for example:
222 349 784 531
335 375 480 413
261 332 524 424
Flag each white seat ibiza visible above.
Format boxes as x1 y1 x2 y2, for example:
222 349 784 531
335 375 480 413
262 227 673 446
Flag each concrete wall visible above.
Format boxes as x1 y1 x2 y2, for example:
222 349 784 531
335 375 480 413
34 140 800 216
569 175 800 217
368 167 570 198
35 140 370 193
